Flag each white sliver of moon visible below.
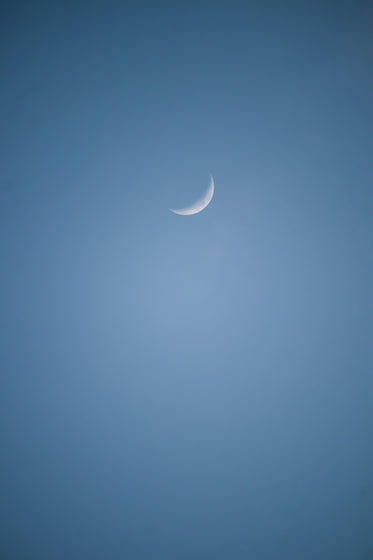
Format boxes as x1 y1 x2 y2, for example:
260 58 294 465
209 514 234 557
169 176 214 215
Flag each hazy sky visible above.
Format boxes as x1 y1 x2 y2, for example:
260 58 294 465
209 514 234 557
1 1 372 559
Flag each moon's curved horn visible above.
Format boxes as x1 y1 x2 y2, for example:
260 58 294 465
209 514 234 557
169 176 214 215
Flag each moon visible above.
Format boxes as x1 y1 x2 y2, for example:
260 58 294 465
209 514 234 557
169 175 214 215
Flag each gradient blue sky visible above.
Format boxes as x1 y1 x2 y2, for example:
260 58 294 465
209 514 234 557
1 1 373 559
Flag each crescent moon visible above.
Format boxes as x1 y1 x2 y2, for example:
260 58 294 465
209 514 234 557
169 176 214 215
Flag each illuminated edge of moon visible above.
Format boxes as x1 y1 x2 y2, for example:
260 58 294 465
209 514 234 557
169 175 214 215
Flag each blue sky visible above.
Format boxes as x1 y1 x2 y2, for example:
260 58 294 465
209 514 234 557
1 1 373 559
